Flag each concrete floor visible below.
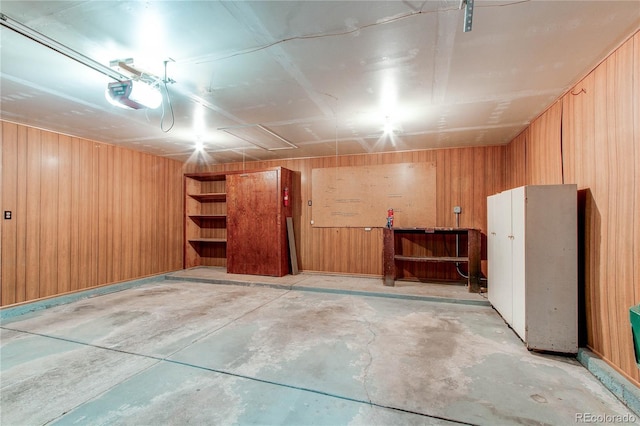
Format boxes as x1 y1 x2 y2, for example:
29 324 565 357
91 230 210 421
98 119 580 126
1 271 638 425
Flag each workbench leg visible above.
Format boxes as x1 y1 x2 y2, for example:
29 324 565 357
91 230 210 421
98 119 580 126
467 229 481 293
383 228 395 286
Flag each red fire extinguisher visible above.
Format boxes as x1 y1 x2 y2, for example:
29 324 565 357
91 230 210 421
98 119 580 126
283 187 290 207
387 208 394 228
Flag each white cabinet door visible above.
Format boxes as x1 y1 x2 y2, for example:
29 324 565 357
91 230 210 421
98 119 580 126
510 186 526 340
488 191 513 324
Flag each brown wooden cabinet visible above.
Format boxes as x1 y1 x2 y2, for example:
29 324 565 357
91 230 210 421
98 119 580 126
227 167 292 276
184 167 293 277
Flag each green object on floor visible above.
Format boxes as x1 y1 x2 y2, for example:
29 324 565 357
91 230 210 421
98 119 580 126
631 305 640 368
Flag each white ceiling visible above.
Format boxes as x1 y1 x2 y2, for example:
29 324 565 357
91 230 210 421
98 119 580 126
1 1 638 164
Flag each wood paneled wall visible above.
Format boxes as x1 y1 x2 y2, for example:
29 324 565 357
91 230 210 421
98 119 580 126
184 146 505 279
504 128 527 189
527 100 564 185
505 31 640 386
0 121 184 307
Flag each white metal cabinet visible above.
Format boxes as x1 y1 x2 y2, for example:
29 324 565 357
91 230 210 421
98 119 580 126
487 184 577 353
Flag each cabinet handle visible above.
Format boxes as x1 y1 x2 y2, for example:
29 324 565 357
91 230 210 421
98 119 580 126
491 232 496 235
508 235 514 239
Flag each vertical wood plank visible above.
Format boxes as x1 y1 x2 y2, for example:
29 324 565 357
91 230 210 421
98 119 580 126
97 143 109 285
39 131 59 297
142 153 153 276
634 32 640 311
15 125 28 302
562 94 576 184
528 101 563 185
80 139 95 289
459 148 474 228
152 156 162 273
472 147 485 230
89 142 100 287
155 158 165 273
171 159 181 270
112 146 123 281
629 32 639 384
57 135 72 294
1 122 18 305
121 148 134 279
105 144 115 283
25 127 41 300
604 50 621 368
131 152 141 278
436 150 447 226
69 137 81 291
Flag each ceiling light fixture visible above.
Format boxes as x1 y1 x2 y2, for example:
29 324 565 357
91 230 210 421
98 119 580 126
383 116 394 134
105 80 162 110
0 13 127 82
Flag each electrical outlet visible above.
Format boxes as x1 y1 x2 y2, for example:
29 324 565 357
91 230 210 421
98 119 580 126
4 211 12 220
453 206 462 214
308 200 312 206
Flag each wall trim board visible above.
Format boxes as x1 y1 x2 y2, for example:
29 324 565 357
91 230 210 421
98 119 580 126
580 347 640 402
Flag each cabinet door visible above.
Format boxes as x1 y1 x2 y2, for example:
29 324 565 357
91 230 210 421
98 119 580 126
510 186 526 340
227 170 281 276
488 191 513 324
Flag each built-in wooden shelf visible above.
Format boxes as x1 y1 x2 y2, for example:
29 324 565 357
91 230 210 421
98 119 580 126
184 170 257 182
395 255 469 263
188 214 227 220
184 167 293 276
184 172 227 182
188 193 226 202
188 238 227 243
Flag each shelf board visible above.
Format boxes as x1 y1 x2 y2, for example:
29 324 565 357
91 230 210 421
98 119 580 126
392 227 478 234
184 172 227 182
188 238 227 244
189 214 227 220
394 255 468 263
185 168 284 181
188 193 226 202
